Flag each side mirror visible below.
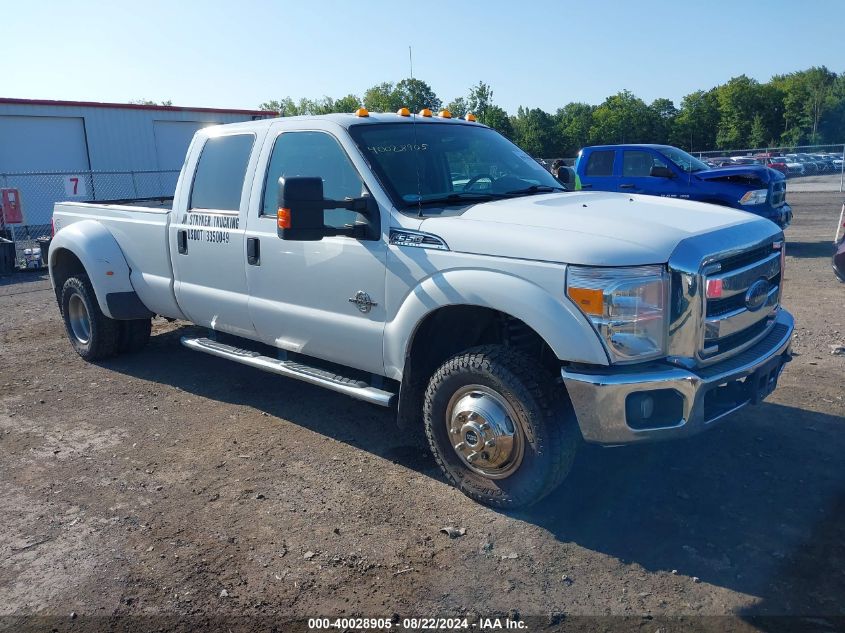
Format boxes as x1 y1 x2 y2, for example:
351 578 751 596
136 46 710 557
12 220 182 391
277 177 326 241
650 166 675 179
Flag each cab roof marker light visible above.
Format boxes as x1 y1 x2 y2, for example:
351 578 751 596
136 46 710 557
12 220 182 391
397 107 410 117
438 109 452 119
354 107 369 118
464 112 477 122
419 108 432 117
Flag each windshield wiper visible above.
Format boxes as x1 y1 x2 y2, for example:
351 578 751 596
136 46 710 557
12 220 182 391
504 185 565 196
411 192 506 207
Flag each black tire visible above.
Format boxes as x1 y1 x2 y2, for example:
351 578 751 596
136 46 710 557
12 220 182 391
117 318 152 354
423 345 580 509
60 274 119 361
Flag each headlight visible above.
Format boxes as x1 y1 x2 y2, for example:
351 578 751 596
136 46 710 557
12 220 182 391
739 189 768 205
566 265 668 363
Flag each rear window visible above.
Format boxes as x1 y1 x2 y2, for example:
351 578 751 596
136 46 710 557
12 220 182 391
190 134 255 211
585 150 615 176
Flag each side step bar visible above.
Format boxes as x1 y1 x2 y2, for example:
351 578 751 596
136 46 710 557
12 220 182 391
180 336 395 407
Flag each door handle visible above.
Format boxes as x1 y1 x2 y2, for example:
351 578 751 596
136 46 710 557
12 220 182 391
177 229 188 254
247 237 260 266
619 184 635 189
580 183 593 189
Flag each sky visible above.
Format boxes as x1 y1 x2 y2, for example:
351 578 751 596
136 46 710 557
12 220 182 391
3 0 844 114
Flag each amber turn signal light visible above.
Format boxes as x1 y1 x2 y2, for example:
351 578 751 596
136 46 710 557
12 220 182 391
567 287 603 316
277 207 291 230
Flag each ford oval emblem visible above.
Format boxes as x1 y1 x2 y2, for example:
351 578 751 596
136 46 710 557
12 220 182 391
744 279 771 312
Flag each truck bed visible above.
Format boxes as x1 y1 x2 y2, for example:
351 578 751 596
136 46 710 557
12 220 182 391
53 199 181 318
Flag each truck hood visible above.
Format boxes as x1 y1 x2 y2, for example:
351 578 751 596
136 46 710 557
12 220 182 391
695 165 782 184
418 191 765 266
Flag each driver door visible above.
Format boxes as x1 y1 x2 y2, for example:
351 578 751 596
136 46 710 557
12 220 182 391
244 127 387 375
618 149 683 198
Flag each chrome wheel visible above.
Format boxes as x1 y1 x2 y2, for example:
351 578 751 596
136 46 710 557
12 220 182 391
445 385 525 479
67 293 91 345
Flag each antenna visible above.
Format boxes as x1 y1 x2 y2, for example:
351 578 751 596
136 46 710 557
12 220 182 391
409 45 423 217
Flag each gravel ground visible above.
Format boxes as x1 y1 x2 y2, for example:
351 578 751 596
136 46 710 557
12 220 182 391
1 192 843 633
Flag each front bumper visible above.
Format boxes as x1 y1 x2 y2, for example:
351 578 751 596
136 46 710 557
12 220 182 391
561 309 794 444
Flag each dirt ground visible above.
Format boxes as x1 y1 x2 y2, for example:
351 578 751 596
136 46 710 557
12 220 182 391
1 193 843 633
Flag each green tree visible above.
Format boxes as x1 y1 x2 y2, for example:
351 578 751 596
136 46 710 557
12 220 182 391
467 81 495 120
362 82 403 112
483 105 514 139
669 89 719 151
394 78 441 112
554 103 594 156
361 79 441 113
774 66 837 144
714 75 775 148
260 95 361 116
649 98 677 144
260 66 844 152
259 97 298 115
589 90 656 145
819 73 845 144
748 114 767 148
801 66 836 143
129 98 173 106
512 107 557 156
333 94 362 113
446 97 468 118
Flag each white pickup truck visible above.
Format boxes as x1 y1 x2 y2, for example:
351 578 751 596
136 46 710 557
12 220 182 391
49 110 793 508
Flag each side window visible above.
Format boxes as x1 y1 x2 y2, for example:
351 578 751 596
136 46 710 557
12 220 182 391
585 150 615 177
623 151 668 177
190 134 255 211
262 131 366 230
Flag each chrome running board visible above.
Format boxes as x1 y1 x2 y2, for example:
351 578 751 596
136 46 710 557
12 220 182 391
180 336 395 407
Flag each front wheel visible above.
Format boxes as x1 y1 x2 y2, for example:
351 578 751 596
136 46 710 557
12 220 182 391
423 345 580 508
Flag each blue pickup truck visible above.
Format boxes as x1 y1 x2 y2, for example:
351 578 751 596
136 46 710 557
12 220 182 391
574 144 792 228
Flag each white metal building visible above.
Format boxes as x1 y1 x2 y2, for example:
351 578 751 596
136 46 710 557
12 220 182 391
0 98 276 174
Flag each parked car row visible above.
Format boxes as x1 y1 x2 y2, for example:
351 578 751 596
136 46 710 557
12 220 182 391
702 152 843 177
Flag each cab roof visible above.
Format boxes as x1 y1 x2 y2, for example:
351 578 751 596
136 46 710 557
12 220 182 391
583 144 676 151
207 112 485 133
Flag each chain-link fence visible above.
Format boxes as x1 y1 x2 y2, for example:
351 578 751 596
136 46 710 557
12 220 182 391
0 169 179 270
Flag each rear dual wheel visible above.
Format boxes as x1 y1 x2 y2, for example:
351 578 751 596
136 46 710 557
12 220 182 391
60 274 150 360
424 345 580 509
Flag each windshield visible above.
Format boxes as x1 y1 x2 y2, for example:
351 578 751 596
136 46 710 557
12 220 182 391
658 146 711 173
348 122 563 209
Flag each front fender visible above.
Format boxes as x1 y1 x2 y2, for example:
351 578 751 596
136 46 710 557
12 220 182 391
49 220 137 319
383 268 610 380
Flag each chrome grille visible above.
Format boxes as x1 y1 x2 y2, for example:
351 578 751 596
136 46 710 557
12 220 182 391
667 222 786 369
701 243 782 360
